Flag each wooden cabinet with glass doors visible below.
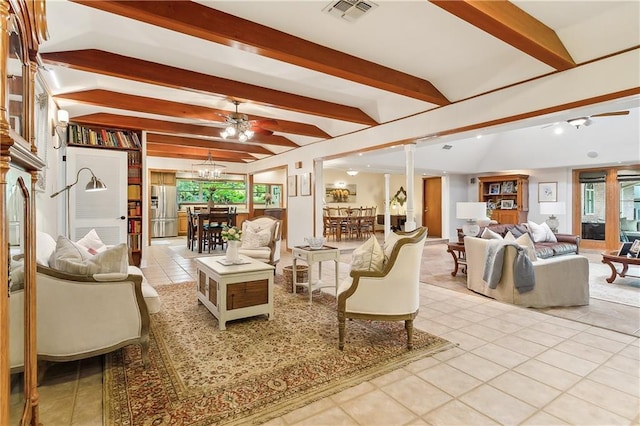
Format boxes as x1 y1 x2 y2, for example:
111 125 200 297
1 0 48 423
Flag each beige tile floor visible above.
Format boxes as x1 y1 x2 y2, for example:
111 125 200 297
17 235 640 425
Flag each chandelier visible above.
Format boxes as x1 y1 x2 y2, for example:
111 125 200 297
192 151 226 180
220 101 254 142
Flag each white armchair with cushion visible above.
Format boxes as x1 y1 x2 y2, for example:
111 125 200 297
9 232 159 370
238 215 282 265
464 236 589 308
337 228 427 350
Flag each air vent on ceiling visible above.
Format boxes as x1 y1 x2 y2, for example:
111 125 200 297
442 144 453 150
323 0 378 22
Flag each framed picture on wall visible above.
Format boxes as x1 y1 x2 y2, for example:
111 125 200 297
287 175 297 197
299 172 311 196
538 182 557 202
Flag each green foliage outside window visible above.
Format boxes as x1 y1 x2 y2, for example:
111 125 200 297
177 179 246 204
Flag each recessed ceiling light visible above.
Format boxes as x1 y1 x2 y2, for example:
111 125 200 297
358 153 363 156
587 151 598 158
476 135 482 139
554 127 564 135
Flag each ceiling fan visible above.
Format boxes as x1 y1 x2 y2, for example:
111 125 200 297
218 100 276 142
543 110 630 129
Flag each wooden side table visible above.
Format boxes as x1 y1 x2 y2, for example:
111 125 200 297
292 245 340 304
447 242 466 277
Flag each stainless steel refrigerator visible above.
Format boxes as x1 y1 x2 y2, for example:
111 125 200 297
151 185 178 237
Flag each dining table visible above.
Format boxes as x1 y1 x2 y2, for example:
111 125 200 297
194 211 237 253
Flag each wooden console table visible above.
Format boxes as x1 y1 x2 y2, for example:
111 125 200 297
447 242 466 277
601 251 640 283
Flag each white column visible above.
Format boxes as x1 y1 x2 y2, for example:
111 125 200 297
384 173 391 239
404 143 417 231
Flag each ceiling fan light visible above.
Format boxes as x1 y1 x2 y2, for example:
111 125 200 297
346 170 358 176
226 126 236 136
568 117 588 128
245 129 254 139
239 133 248 142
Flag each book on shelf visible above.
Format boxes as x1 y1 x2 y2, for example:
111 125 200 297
128 234 142 251
128 201 142 216
68 123 142 149
127 184 141 199
128 219 142 234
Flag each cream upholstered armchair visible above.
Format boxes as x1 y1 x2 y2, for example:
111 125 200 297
337 227 427 350
238 215 282 265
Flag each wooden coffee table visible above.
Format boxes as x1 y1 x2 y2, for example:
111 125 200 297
601 251 640 283
195 255 275 330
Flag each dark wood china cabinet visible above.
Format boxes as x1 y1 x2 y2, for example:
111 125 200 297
1 0 47 424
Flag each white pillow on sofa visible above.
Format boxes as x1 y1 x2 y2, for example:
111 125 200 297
36 231 58 267
75 229 108 255
505 231 538 261
527 221 557 243
51 236 128 276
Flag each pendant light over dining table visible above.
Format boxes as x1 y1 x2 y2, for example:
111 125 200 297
193 151 226 180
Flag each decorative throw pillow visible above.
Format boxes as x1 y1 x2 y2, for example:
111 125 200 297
505 231 537 261
351 235 384 272
36 231 57 267
75 229 108 255
481 228 503 240
527 221 557 243
50 236 92 270
241 225 272 249
510 224 530 238
382 232 402 262
54 242 129 276
9 259 24 291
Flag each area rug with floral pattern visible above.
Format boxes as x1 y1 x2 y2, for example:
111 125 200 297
103 278 454 425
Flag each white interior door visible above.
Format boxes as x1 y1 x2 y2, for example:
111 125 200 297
66 146 127 245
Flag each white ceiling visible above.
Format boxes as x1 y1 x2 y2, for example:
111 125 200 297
38 0 640 173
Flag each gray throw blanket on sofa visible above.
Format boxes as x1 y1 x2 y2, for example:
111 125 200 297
482 240 535 293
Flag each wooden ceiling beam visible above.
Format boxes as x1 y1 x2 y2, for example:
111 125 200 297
146 143 254 161
146 133 274 156
146 150 248 163
71 0 450 106
55 89 331 138
69 113 299 148
430 0 575 70
42 49 377 125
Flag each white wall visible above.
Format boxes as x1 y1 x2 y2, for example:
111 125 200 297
36 97 63 237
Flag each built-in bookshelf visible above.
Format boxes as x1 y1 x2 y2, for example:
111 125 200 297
67 122 143 266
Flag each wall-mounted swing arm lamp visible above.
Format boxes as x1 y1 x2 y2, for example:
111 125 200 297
51 109 69 149
50 167 107 238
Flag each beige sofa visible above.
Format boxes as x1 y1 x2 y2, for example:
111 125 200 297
464 236 590 308
9 232 159 370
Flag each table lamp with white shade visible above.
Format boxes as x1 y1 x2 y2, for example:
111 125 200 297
540 201 566 233
456 202 487 237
